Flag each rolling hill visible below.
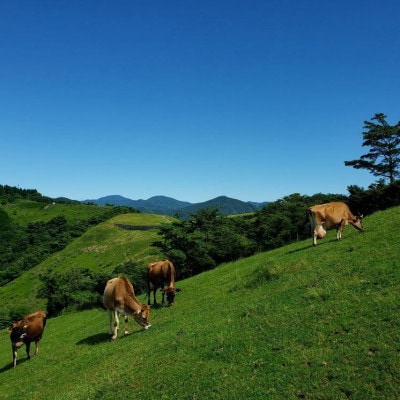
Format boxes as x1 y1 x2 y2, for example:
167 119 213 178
0 212 176 320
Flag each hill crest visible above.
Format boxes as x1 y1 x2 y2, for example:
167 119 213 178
83 194 268 216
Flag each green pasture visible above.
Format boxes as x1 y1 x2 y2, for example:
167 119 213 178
1 200 111 226
0 213 175 318
0 206 399 399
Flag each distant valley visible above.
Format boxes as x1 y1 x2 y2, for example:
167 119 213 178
83 195 268 217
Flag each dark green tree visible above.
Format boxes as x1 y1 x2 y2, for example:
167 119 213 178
38 268 108 317
153 207 255 278
344 113 400 184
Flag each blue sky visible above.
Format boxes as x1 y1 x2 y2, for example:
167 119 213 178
1 0 399 203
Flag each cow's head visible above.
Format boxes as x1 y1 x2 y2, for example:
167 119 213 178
352 214 364 232
133 305 151 329
161 287 181 306
9 322 28 349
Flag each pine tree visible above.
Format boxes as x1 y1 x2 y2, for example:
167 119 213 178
345 113 400 183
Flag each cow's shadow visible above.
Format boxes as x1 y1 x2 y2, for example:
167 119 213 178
286 244 311 254
76 332 110 345
286 239 337 254
148 303 164 309
0 358 29 373
76 329 144 346
0 362 14 373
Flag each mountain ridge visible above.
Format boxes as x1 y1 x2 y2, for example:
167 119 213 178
83 194 268 216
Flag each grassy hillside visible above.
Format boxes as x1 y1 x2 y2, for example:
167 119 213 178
0 212 175 318
0 200 113 226
0 206 399 399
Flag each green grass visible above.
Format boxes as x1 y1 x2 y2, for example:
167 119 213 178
1 200 112 226
0 213 175 316
0 206 399 399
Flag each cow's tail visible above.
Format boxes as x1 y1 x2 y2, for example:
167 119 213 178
307 208 315 236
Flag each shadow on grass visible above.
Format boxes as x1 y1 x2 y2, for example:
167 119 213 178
76 332 111 345
148 303 165 310
285 244 312 254
0 362 14 373
286 239 338 254
76 329 146 346
0 357 29 373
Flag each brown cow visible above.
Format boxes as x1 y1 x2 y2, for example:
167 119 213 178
308 201 363 246
147 260 181 306
103 276 151 340
9 310 47 368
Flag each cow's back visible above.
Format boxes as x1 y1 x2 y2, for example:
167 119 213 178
103 277 135 310
148 260 174 286
103 277 122 310
22 311 46 338
309 202 352 225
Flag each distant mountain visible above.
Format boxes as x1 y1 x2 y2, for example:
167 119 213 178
83 195 268 216
84 195 191 215
177 196 266 217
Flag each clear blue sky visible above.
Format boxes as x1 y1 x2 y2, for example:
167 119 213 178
1 0 399 203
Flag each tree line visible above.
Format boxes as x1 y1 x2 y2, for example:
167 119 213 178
153 182 400 281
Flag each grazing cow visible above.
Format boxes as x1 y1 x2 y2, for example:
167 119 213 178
308 201 363 246
9 310 47 368
103 276 151 340
147 260 181 306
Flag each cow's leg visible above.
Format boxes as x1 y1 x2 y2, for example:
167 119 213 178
153 289 157 305
161 288 165 304
313 224 327 246
34 338 40 356
107 310 113 336
147 280 152 305
337 221 345 241
26 341 31 360
12 347 18 368
312 227 318 246
111 310 119 340
124 315 129 336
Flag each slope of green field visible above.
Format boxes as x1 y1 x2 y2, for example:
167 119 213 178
0 206 399 399
0 212 175 317
1 200 113 226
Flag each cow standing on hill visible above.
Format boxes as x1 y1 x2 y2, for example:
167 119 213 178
9 310 47 368
147 260 181 306
103 276 151 340
308 201 364 246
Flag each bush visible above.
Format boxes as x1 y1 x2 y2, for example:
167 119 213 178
112 261 148 295
38 268 109 317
